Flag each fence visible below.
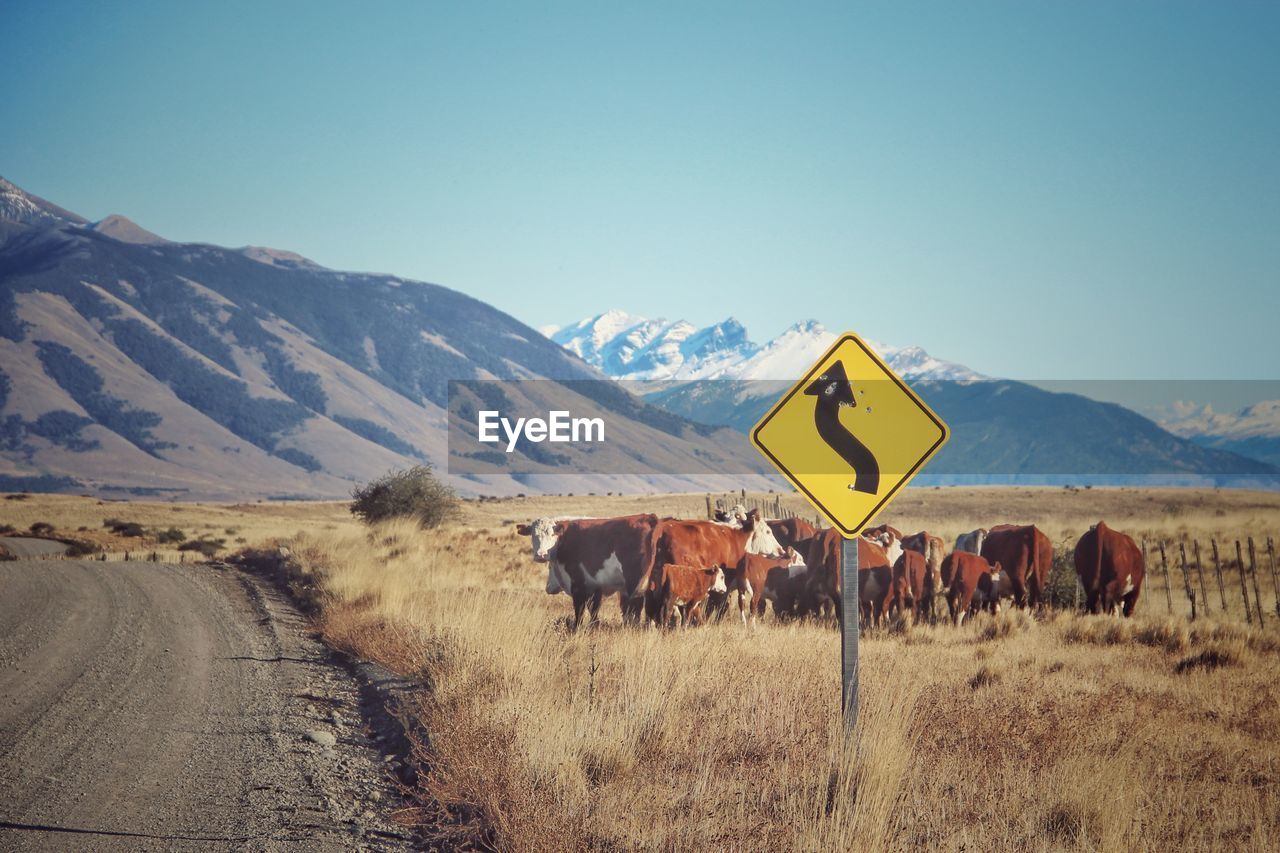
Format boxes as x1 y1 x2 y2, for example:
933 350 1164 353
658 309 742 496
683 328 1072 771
1044 534 1279 626
705 491 824 529
3 546 214 564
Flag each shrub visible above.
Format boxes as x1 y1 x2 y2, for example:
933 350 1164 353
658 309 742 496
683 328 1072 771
1175 643 1244 673
0 523 14 534
104 519 146 538
29 521 54 535
66 540 100 557
156 527 187 544
178 538 226 558
350 465 459 528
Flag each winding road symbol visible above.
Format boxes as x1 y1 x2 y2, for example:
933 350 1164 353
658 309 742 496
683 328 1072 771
750 331 948 538
803 359 880 495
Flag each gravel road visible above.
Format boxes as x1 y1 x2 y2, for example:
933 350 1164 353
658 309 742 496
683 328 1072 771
0 559 416 851
0 536 71 558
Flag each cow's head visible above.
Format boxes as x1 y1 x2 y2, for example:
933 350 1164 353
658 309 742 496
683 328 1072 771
862 524 899 553
743 509 784 556
784 545 804 567
517 517 561 562
709 566 727 595
989 560 1003 584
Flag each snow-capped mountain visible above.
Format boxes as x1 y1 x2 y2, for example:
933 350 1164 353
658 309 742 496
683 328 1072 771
1161 400 1280 441
1159 400 1280 467
543 311 984 382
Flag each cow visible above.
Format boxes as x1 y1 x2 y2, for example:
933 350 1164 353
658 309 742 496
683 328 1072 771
805 528 892 628
713 504 749 527
1074 521 1144 617
862 523 904 566
647 510 784 623
901 531 946 620
943 551 1005 626
955 528 988 555
652 563 727 628
980 524 1052 610
518 514 661 630
733 546 803 624
516 515 590 562
889 549 928 624
766 517 817 552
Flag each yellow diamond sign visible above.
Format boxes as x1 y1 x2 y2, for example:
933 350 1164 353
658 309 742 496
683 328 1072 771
751 332 950 538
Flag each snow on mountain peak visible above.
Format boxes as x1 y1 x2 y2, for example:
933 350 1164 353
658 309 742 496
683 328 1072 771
1162 399 1280 440
0 176 88 226
546 311 982 382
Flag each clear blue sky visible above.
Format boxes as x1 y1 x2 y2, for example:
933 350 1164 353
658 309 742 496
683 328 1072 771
3 1 1277 379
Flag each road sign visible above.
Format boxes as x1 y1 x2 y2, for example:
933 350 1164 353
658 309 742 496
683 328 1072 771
751 332 949 538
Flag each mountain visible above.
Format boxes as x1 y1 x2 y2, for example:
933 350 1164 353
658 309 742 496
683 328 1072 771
544 311 983 382
0 178 770 499
1160 400 1280 468
546 311 1280 487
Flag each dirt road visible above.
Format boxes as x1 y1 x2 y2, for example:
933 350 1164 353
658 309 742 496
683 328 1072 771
0 536 70 558
0 559 415 851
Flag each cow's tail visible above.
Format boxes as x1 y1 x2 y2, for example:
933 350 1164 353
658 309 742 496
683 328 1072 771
634 516 663 599
1089 525 1103 593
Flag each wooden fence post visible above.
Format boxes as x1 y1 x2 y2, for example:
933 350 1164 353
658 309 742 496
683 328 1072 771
705 494 712 519
1270 538 1279 621
1146 539 1170 615
1192 540 1210 614
1156 540 1172 615
1177 542 1196 621
1248 538 1265 629
1210 539 1228 615
1236 540 1252 625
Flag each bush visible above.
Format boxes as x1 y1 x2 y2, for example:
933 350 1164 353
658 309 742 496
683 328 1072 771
0 523 14 534
350 465 459 528
104 519 146 538
156 527 187 544
178 538 226 558
66 540 100 557
29 521 54 535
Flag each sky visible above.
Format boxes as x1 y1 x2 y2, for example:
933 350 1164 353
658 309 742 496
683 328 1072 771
3 1 1277 379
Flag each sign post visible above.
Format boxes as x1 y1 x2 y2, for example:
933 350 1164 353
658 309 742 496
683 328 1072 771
750 332 950 727
840 535 859 728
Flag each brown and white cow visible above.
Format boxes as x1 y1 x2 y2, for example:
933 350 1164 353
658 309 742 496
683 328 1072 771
652 563 727 628
647 510 784 623
805 528 892 628
943 551 1005 626
766 517 817 552
954 528 988 555
901 531 946 619
980 524 1052 610
1074 521 1144 617
733 546 803 624
862 523 904 567
517 514 661 629
889 549 929 624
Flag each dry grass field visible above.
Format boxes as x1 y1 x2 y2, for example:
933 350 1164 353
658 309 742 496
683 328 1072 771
5 487 1280 849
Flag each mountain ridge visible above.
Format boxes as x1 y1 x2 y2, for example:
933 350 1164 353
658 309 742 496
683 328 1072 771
0 178 770 498
546 310 984 382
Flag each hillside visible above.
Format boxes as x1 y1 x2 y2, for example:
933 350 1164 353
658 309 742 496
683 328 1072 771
0 178 769 499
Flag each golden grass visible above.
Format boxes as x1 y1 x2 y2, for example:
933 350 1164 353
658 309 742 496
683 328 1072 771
283 513 1280 851
0 492 357 551
8 488 1280 848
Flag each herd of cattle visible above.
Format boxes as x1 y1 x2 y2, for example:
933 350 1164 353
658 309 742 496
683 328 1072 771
516 507 1146 630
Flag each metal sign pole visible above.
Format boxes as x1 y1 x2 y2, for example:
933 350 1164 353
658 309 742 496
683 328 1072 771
840 535 859 730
